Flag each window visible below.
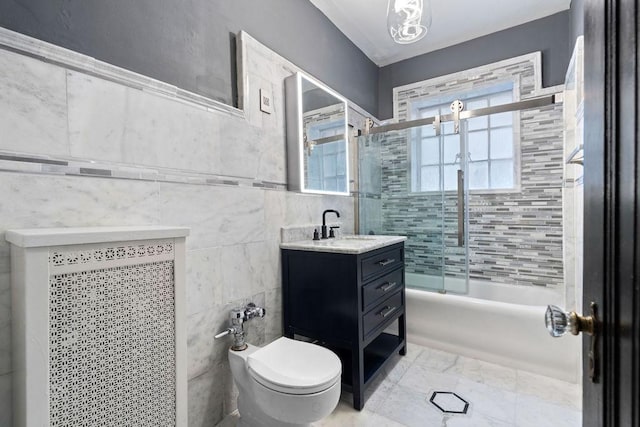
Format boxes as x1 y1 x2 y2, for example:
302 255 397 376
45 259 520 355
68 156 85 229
411 84 516 192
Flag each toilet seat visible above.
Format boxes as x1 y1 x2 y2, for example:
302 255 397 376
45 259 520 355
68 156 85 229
247 337 341 395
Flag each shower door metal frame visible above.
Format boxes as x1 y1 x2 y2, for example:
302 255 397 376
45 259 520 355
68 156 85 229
360 93 563 136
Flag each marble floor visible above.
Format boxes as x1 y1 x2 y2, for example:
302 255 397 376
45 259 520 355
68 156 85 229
218 343 582 427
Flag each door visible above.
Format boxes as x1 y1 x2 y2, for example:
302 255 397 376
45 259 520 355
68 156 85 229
582 0 639 425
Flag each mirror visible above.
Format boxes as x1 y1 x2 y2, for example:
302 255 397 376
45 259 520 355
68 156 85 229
285 72 350 195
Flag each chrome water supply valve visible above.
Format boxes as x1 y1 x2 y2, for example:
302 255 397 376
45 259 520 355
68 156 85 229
215 303 266 351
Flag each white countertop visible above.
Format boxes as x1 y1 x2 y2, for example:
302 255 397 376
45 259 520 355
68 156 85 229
280 235 406 254
5 226 190 248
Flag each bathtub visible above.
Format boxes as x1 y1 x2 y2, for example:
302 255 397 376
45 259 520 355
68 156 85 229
404 276 581 383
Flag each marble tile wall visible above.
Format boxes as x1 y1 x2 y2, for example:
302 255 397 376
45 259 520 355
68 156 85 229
0 28 357 426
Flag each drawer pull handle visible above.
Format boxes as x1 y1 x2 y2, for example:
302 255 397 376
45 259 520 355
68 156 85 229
378 282 397 292
379 306 398 318
377 258 395 267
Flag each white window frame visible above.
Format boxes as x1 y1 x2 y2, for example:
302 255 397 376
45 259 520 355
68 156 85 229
409 82 522 194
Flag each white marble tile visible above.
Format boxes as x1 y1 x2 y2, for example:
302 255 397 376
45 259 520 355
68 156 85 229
216 116 264 179
220 241 278 304
451 356 518 392
0 49 68 156
264 189 287 241
515 394 581 427
187 309 216 380
68 69 219 173
380 354 414 384
335 368 397 414
187 302 239 380
255 127 287 183
67 70 128 163
376 384 444 427
264 287 283 343
454 378 517 425
123 85 218 173
0 172 160 229
246 72 285 139
516 370 581 409
0 172 160 271
444 412 513 427
285 192 355 232
188 369 224 427
0 272 10 375
402 342 427 363
242 72 274 131
0 373 11 427
187 247 223 316
159 183 265 250
318 401 405 426
398 360 459 394
413 347 460 373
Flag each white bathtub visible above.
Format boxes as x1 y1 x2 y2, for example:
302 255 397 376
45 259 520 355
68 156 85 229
404 277 581 383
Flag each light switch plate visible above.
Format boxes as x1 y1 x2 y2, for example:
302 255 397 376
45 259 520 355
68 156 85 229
260 88 272 114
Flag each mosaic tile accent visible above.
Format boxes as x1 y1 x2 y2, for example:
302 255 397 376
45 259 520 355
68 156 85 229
367 54 565 287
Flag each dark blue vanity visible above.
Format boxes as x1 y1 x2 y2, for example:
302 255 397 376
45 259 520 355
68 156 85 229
281 236 407 410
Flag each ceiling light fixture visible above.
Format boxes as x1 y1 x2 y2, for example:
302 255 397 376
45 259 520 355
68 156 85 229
387 0 432 44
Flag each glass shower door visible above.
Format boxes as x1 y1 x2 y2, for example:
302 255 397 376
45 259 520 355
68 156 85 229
440 120 469 294
357 121 469 295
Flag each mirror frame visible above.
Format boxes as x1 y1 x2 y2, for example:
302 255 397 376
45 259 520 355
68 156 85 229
285 72 350 195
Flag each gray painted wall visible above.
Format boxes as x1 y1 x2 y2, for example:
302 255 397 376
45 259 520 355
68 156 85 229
0 0 379 114
377 12 572 119
570 0 584 42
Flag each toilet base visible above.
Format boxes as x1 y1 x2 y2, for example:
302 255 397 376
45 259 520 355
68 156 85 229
237 394 312 427
234 376 341 426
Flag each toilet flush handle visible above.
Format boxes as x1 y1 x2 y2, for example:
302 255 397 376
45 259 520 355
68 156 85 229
215 302 266 351
214 328 234 339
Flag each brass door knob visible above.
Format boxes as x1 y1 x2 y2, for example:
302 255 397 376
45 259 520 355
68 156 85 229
545 305 595 337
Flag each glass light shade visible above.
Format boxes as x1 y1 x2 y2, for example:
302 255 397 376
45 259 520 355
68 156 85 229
387 0 432 44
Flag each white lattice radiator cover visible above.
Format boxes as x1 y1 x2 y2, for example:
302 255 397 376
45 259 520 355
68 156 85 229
7 227 189 427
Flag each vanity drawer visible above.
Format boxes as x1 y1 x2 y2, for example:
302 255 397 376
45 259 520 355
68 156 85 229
361 246 403 280
363 291 403 339
362 269 404 310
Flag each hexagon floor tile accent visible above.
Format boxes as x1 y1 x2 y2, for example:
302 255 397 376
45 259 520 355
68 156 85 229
429 391 470 414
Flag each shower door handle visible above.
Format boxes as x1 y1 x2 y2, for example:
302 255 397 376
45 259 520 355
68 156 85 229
457 169 464 247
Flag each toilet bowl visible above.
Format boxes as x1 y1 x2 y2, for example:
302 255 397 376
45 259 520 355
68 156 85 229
229 337 342 427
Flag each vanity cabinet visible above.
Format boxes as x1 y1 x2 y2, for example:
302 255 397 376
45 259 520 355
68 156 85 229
281 241 406 410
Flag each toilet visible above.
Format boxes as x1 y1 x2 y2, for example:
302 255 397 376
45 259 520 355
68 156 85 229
228 337 342 427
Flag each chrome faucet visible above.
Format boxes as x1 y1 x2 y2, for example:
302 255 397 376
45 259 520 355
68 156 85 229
215 303 266 351
321 209 340 239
